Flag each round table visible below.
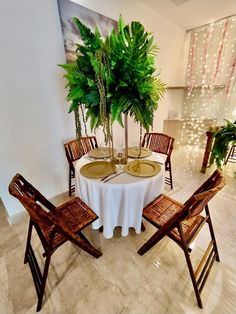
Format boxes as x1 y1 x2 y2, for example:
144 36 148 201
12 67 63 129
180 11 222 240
75 153 165 239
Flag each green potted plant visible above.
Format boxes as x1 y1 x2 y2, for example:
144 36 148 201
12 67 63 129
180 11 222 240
209 120 236 169
59 15 166 146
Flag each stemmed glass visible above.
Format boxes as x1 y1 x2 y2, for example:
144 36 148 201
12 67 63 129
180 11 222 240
132 140 141 161
99 141 107 161
116 139 124 171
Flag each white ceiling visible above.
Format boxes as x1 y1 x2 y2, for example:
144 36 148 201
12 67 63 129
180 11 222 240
140 0 236 30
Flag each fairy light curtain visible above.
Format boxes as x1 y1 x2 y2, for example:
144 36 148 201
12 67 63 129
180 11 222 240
180 15 236 146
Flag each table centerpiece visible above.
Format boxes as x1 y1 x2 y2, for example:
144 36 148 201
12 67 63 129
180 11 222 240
59 15 166 163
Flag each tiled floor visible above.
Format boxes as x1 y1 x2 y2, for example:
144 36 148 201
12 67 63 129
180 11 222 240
0 147 235 314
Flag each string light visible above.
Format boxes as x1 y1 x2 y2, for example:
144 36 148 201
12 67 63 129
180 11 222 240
179 16 236 147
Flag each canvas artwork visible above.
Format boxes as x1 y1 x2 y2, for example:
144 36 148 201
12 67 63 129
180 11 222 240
57 0 118 62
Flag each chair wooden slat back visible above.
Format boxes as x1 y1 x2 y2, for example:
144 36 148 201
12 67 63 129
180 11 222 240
64 139 82 165
162 170 225 225
80 136 98 154
64 136 98 163
183 170 225 217
142 132 174 156
64 136 98 195
142 132 175 189
9 174 55 232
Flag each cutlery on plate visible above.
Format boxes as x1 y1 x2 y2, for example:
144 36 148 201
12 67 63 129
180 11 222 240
100 171 116 181
103 171 125 183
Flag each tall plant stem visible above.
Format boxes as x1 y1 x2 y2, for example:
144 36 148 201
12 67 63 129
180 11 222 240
81 104 88 137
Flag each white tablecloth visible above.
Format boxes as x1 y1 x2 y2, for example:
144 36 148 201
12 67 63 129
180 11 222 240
75 153 165 239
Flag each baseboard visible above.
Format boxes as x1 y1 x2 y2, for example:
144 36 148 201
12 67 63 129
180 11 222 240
7 190 70 225
7 210 27 225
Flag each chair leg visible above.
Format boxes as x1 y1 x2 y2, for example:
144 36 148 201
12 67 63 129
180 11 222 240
205 205 220 262
78 231 95 245
168 161 173 190
24 219 33 264
70 234 102 258
165 160 173 189
36 254 52 312
224 146 233 165
25 230 52 312
182 243 203 308
178 224 203 308
99 226 104 233
69 169 72 196
69 168 76 196
141 222 146 232
138 228 167 255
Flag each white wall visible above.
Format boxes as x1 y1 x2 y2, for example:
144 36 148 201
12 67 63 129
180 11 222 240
0 0 186 218
0 0 74 217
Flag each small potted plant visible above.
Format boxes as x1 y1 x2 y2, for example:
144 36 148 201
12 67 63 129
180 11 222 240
209 120 236 169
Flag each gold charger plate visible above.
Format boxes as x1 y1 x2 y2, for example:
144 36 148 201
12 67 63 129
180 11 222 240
128 147 152 158
80 161 116 179
124 160 161 177
88 147 110 159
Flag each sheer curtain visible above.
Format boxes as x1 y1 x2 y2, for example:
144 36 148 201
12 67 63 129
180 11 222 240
180 15 236 146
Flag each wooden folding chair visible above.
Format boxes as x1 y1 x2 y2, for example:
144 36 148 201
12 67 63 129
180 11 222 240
64 136 98 195
142 132 175 189
138 169 225 308
9 173 102 312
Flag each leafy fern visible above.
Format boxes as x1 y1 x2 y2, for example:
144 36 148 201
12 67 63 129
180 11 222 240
209 120 236 169
59 15 166 137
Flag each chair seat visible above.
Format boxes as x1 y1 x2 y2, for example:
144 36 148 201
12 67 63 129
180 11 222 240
43 197 98 248
143 194 205 244
171 215 205 244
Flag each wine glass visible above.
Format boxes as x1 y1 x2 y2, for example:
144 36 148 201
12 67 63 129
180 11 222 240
132 140 141 160
116 149 124 171
99 140 107 161
115 138 124 171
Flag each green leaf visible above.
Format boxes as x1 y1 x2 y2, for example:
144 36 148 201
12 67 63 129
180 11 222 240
118 80 128 87
84 90 99 105
67 87 84 101
68 100 79 113
111 99 123 122
87 78 95 87
106 92 112 98
72 17 102 50
58 63 77 72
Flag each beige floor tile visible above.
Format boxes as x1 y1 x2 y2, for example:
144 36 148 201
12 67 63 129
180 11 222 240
0 147 235 313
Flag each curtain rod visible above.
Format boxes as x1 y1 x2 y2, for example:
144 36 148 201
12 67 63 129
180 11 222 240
186 13 236 32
